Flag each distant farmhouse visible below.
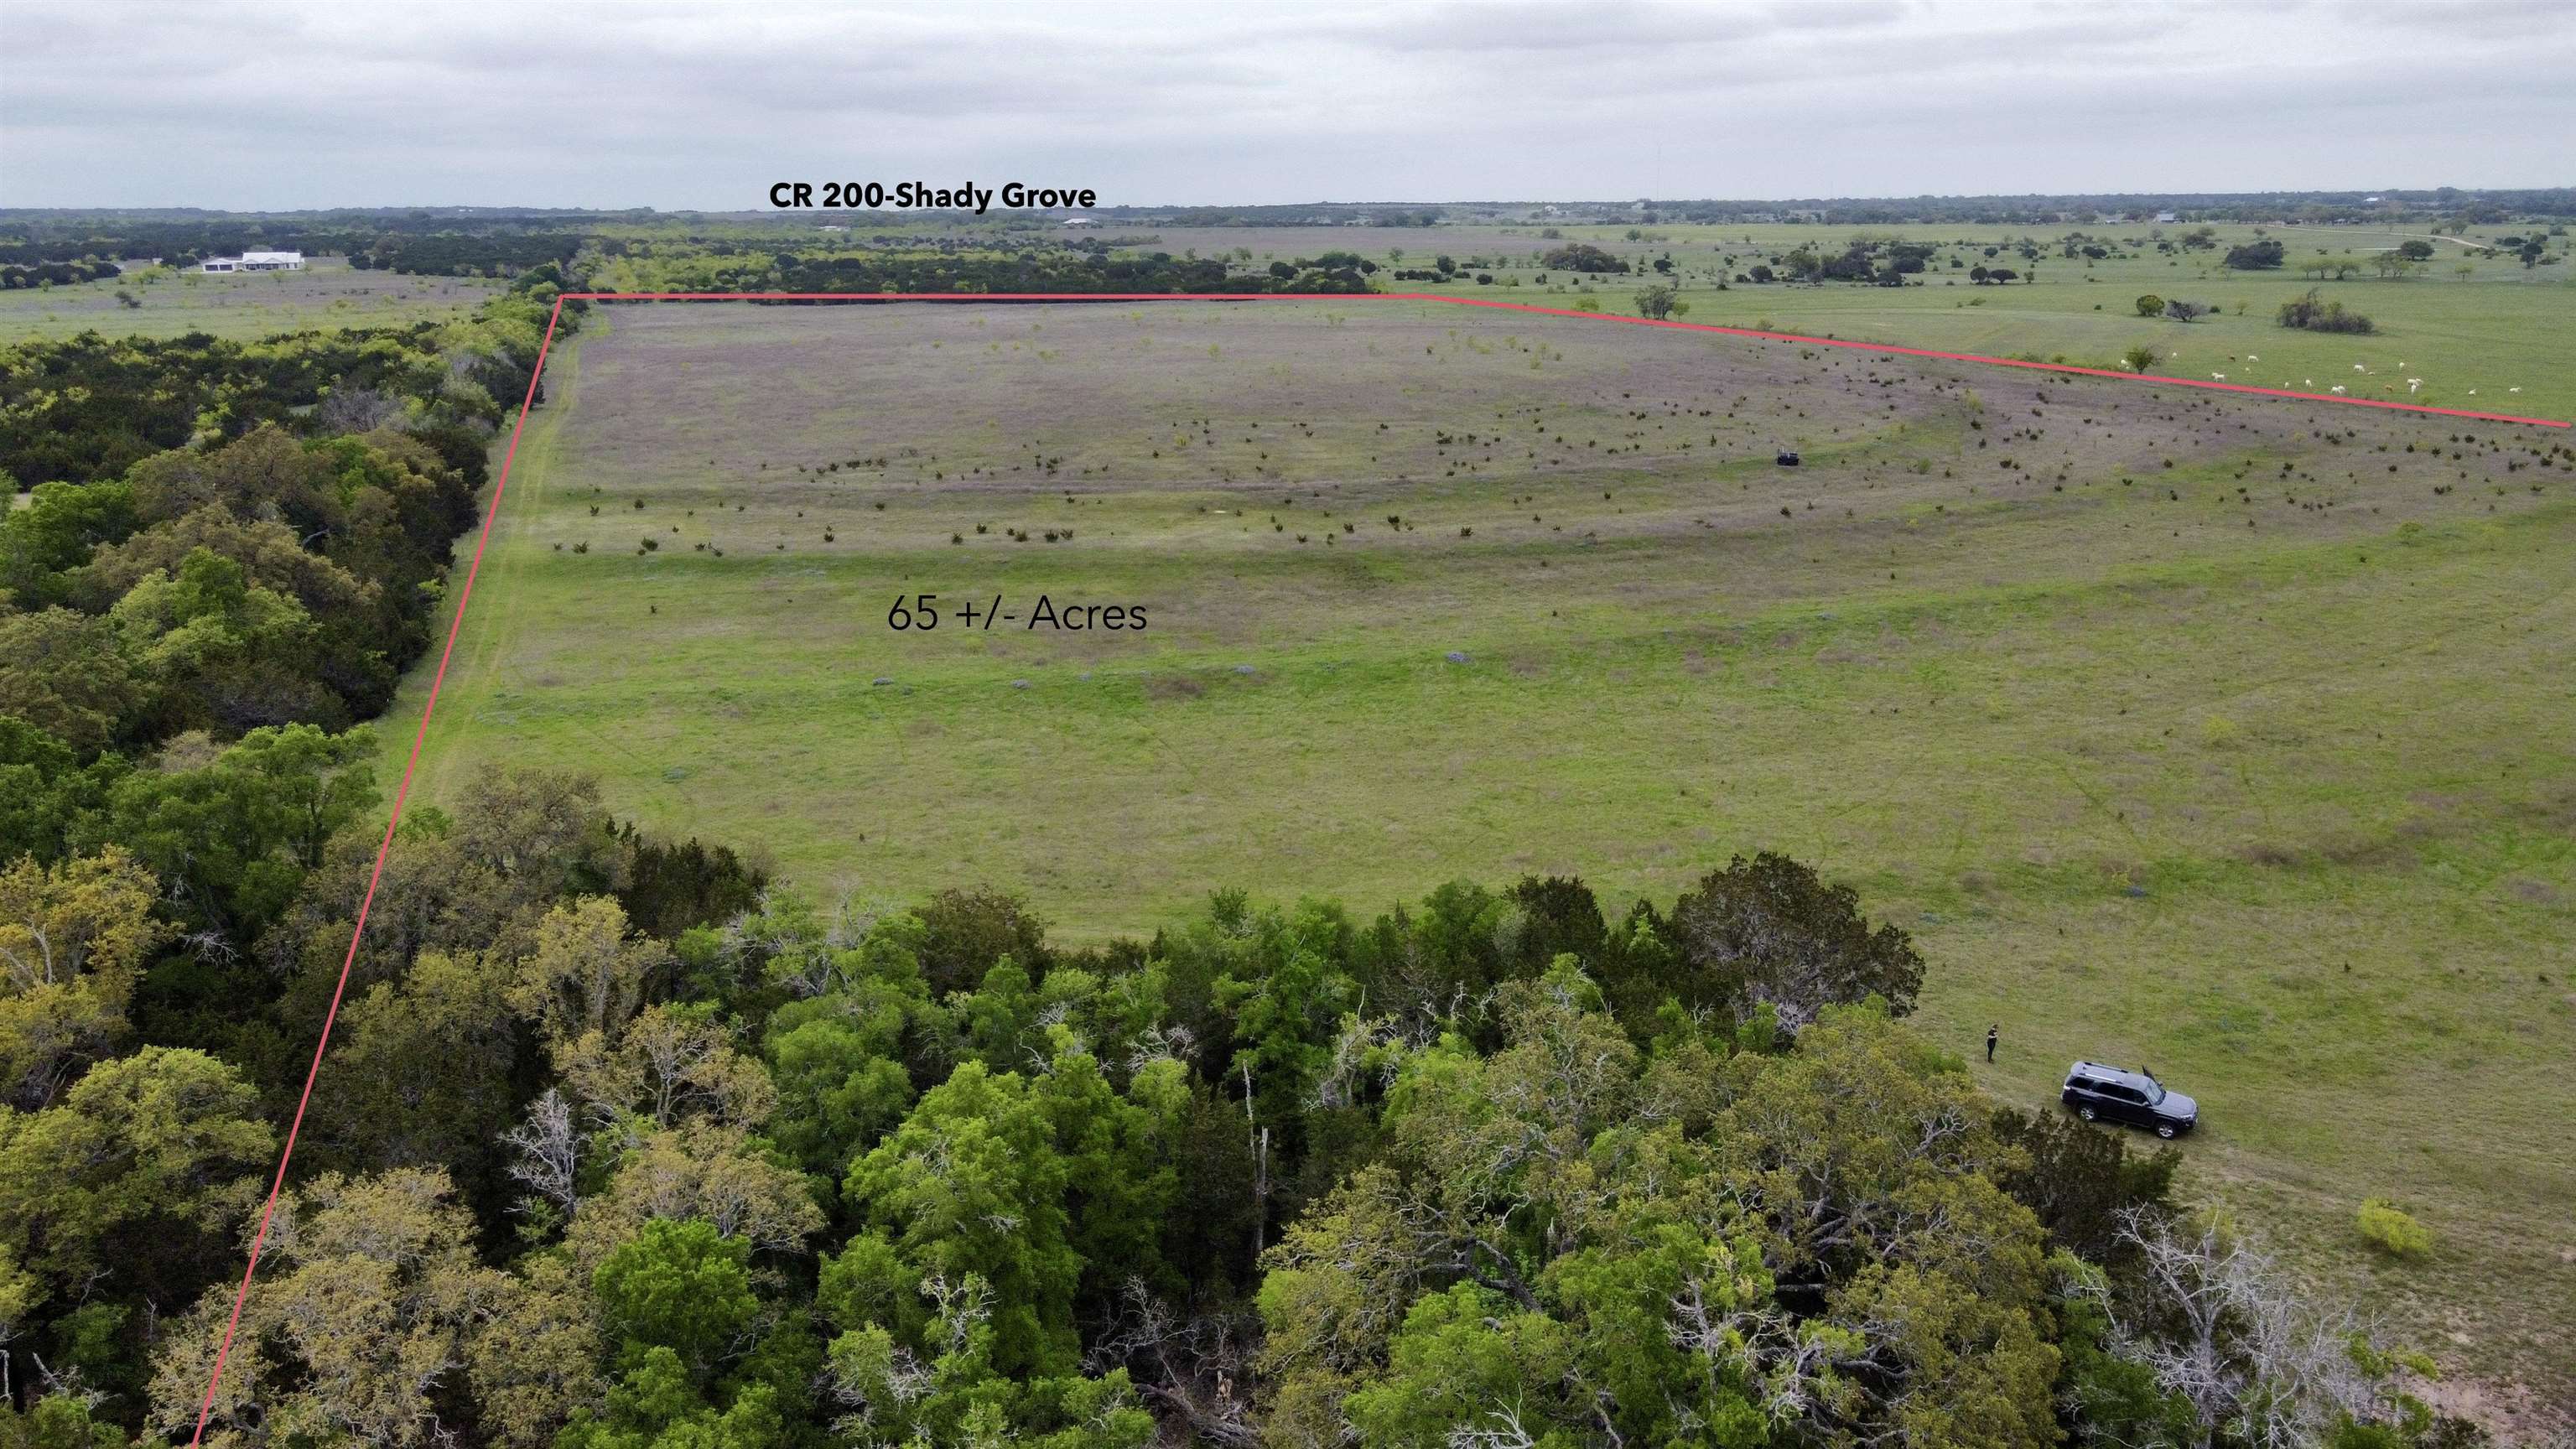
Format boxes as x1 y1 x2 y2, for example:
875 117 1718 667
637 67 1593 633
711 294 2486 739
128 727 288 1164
200 251 304 273
1062 216 1098 227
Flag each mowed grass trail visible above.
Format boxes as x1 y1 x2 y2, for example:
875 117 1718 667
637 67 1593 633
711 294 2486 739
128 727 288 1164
388 301 2576 1406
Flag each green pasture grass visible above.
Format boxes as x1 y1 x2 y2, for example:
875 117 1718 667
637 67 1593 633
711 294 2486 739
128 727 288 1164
389 300 2574 1406
1223 221 2575 423
0 257 500 344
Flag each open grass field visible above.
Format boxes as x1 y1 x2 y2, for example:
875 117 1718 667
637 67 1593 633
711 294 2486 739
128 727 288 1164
392 299 2575 1417
0 257 500 342
1116 221 2576 423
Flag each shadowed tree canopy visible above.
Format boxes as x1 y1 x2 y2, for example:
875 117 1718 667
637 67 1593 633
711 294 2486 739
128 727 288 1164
1664 852 1925 1032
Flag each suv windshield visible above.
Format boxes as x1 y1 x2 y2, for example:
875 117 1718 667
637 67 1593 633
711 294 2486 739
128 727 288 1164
2142 1080 2165 1104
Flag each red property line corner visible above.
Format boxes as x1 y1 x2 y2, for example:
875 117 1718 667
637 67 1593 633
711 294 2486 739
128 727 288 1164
188 283 2563 1439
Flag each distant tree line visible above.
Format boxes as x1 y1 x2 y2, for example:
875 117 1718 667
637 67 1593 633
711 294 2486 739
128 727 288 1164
0 258 122 289
0 210 638 265
1630 187 2576 226
633 251 1375 296
0 220 587 278
0 225 376 268
350 231 587 277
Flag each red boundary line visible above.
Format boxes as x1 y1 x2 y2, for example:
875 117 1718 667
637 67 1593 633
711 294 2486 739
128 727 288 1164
563 290 2565 428
188 278 2565 1436
187 297 568 1443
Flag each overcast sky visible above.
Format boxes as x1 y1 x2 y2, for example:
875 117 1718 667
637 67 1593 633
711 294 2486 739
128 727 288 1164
3 0 2569 211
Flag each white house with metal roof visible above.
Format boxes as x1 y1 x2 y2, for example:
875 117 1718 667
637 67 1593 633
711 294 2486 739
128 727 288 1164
200 251 304 273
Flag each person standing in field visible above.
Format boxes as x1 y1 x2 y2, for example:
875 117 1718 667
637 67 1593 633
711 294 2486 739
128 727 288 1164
1987 1025 1998 1064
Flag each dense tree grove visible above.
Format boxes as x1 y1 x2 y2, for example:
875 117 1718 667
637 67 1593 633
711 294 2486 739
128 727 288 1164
2277 289 2377 335
0 788 2483 1443
2223 239 2288 271
0 240 2488 1449
1538 243 1627 273
1 275 566 488
0 793 2478 1449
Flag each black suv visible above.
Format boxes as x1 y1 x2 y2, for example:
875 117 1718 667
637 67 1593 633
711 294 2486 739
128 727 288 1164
2061 1061 2198 1138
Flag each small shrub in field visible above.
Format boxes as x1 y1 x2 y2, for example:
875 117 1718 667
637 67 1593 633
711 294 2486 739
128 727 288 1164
2356 1199 2433 1260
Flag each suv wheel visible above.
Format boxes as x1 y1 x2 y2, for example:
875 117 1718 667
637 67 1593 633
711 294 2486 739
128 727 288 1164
2076 1105 2097 1123
2156 1123 2177 1139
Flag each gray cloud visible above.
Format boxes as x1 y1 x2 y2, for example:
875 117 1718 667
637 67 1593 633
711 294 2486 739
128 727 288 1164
2 0 2568 209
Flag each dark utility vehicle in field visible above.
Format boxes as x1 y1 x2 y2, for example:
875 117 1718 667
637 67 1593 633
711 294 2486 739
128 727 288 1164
2061 1061 2199 1138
